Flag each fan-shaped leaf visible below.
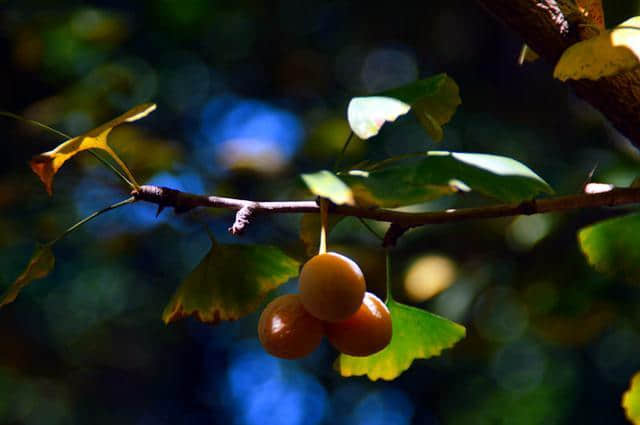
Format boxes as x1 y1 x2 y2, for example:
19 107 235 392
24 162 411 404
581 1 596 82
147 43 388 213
334 300 465 381
554 16 640 81
301 170 354 205
340 151 553 207
347 97 410 140
347 74 461 141
163 242 300 324
30 103 155 195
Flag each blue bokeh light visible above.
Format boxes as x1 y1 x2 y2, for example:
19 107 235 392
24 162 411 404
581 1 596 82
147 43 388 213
349 387 414 425
197 96 304 174
73 169 206 234
222 340 327 425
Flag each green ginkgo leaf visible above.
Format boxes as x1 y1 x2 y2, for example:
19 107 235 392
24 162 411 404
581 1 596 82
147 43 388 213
340 151 553 207
623 371 640 424
347 74 461 141
163 242 300 324
578 212 640 283
301 170 355 205
334 299 465 381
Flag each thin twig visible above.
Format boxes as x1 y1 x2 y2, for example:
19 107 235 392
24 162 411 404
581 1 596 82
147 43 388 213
333 131 355 171
132 184 640 230
50 197 136 245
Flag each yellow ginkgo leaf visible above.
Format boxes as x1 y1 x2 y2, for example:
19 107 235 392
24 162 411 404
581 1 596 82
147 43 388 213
30 103 156 195
554 16 640 82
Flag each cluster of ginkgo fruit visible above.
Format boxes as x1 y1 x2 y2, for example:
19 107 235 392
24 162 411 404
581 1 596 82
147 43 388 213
258 251 392 359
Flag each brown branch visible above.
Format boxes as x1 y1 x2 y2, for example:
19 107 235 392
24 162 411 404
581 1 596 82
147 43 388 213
132 184 640 237
475 0 640 148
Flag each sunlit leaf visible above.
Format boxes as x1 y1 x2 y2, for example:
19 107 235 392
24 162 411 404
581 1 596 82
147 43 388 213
623 371 640 424
163 242 300 324
30 103 156 195
300 213 345 257
0 244 54 308
301 170 355 205
347 74 461 141
334 300 465 381
554 16 640 82
578 212 640 283
347 97 411 139
340 151 553 207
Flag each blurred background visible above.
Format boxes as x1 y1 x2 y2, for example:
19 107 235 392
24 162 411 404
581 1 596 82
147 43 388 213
2 1 640 424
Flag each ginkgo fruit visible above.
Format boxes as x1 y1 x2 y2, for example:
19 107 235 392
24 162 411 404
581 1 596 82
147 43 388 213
325 292 392 356
298 252 366 322
258 294 324 359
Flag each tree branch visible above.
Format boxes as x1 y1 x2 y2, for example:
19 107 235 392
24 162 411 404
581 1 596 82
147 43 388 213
475 0 640 148
132 184 640 240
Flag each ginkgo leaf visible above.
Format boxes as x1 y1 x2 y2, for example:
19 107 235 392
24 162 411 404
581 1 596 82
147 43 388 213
30 103 156 195
340 151 553 207
578 212 640 283
300 213 345 257
334 299 465 381
301 170 355 205
347 97 411 139
554 16 640 82
623 371 640 424
0 244 54 308
347 74 461 141
162 242 300 324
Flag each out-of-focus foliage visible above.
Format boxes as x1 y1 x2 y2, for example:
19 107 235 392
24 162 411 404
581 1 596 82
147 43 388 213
0 243 54 307
579 213 640 283
335 299 466 381
163 241 300 324
624 371 640 424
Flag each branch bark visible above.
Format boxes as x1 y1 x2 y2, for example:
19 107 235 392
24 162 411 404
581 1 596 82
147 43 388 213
132 184 640 238
475 0 640 148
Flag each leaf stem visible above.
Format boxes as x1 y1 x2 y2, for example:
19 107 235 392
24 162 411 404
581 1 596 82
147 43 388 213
0 111 135 188
357 217 384 242
385 249 394 304
49 197 136 245
319 198 328 254
333 131 354 171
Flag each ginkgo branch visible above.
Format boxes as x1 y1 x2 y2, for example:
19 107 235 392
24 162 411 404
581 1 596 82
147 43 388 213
132 184 640 245
475 0 640 149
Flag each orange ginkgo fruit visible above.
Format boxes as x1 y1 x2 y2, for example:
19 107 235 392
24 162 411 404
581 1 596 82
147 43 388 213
325 292 392 357
298 252 366 322
258 294 324 359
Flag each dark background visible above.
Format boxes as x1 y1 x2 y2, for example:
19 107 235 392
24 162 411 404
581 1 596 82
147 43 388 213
2 1 640 424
